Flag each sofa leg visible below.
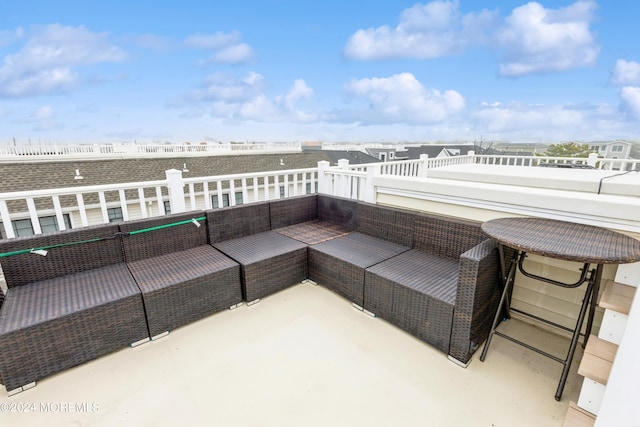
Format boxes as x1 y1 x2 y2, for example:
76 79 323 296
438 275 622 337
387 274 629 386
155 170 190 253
247 298 261 306
130 337 151 347
302 279 317 286
7 382 36 397
151 331 170 341
448 355 471 368
351 303 376 317
229 302 244 310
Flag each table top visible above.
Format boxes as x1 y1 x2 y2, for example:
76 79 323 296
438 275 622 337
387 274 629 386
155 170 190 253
482 217 640 264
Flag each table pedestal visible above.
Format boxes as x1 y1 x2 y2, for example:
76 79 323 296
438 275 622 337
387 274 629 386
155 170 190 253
479 248 600 401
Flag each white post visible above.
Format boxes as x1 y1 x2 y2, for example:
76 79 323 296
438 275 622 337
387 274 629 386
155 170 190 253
337 159 350 198
0 200 15 238
587 152 598 168
317 161 331 194
165 169 186 214
363 163 380 203
418 153 429 177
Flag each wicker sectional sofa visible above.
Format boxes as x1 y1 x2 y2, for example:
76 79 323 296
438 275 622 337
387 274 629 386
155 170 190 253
0 194 500 395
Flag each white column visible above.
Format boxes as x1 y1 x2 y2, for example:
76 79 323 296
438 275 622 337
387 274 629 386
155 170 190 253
363 163 380 203
588 152 599 168
317 161 331 194
418 153 429 177
165 169 186 214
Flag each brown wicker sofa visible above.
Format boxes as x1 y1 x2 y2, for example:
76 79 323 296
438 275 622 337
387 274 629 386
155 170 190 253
119 211 242 338
0 193 500 394
0 224 149 395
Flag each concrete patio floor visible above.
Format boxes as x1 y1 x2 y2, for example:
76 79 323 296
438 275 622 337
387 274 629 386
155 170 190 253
0 282 582 427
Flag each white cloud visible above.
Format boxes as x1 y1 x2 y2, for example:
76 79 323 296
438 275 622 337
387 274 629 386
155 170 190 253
343 0 498 60
185 72 316 123
184 31 241 49
619 86 640 120
185 31 254 65
0 24 126 98
496 0 599 76
611 60 640 86
28 105 57 131
342 72 465 124
465 100 636 141
208 43 254 64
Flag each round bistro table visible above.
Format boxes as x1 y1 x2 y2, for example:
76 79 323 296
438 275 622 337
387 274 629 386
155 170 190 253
479 217 640 401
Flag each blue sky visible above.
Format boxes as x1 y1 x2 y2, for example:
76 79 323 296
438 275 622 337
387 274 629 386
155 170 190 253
1 0 640 145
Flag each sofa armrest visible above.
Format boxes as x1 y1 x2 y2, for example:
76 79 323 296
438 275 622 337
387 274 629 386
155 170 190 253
449 239 501 365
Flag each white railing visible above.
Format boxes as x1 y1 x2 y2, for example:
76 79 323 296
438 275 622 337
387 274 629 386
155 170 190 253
0 167 318 239
475 153 640 171
2 152 638 239
0 142 302 159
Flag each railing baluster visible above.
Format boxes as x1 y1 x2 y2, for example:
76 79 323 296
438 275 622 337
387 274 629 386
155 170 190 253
98 192 109 224
202 182 211 210
118 190 130 221
0 201 15 238
52 196 66 231
155 186 166 215
138 188 148 218
77 193 90 226
188 183 197 210
26 198 43 235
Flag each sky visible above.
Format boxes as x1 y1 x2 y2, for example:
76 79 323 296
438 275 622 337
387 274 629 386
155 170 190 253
1 0 640 145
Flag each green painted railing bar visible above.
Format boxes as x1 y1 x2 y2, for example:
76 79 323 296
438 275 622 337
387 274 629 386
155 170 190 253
127 216 206 235
0 216 206 258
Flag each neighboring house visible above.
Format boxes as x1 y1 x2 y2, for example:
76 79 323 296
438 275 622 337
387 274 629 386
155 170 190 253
588 140 633 159
0 151 379 239
492 142 549 155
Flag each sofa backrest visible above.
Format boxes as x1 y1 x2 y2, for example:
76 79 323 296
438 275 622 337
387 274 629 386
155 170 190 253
206 201 271 243
119 211 208 262
317 195 358 230
356 202 415 247
0 223 123 288
269 195 317 229
413 213 485 260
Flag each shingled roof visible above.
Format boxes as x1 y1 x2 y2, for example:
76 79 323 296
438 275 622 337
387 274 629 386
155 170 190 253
0 151 380 194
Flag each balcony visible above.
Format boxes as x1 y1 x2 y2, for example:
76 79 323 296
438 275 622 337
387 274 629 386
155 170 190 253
0 152 638 426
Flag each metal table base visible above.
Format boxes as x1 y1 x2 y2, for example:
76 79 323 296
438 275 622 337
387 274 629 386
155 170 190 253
479 248 600 401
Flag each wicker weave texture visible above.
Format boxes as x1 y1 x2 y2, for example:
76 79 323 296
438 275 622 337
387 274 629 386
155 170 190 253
449 240 500 363
119 211 208 262
357 203 416 247
482 217 640 264
317 195 358 229
213 231 308 301
364 250 458 352
309 233 410 305
0 224 122 288
413 213 485 260
126 246 242 336
0 264 148 391
269 195 317 229
206 201 271 243
274 220 353 245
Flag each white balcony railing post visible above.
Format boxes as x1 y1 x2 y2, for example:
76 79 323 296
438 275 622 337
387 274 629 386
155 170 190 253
418 154 429 177
363 163 380 203
165 169 187 214
337 159 350 198
587 152 598 168
317 161 331 195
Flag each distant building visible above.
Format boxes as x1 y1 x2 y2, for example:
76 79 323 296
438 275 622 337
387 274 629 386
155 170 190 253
588 140 633 159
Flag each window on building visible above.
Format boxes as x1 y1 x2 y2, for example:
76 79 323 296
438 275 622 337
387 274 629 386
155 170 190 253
39 214 72 233
12 219 35 237
611 145 623 152
379 153 386 161
107 207 124 223
305 183 312 194
212 193 230 208
279 186 286 198
389 152 394 159
163 201 171 215
234 192 243 206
